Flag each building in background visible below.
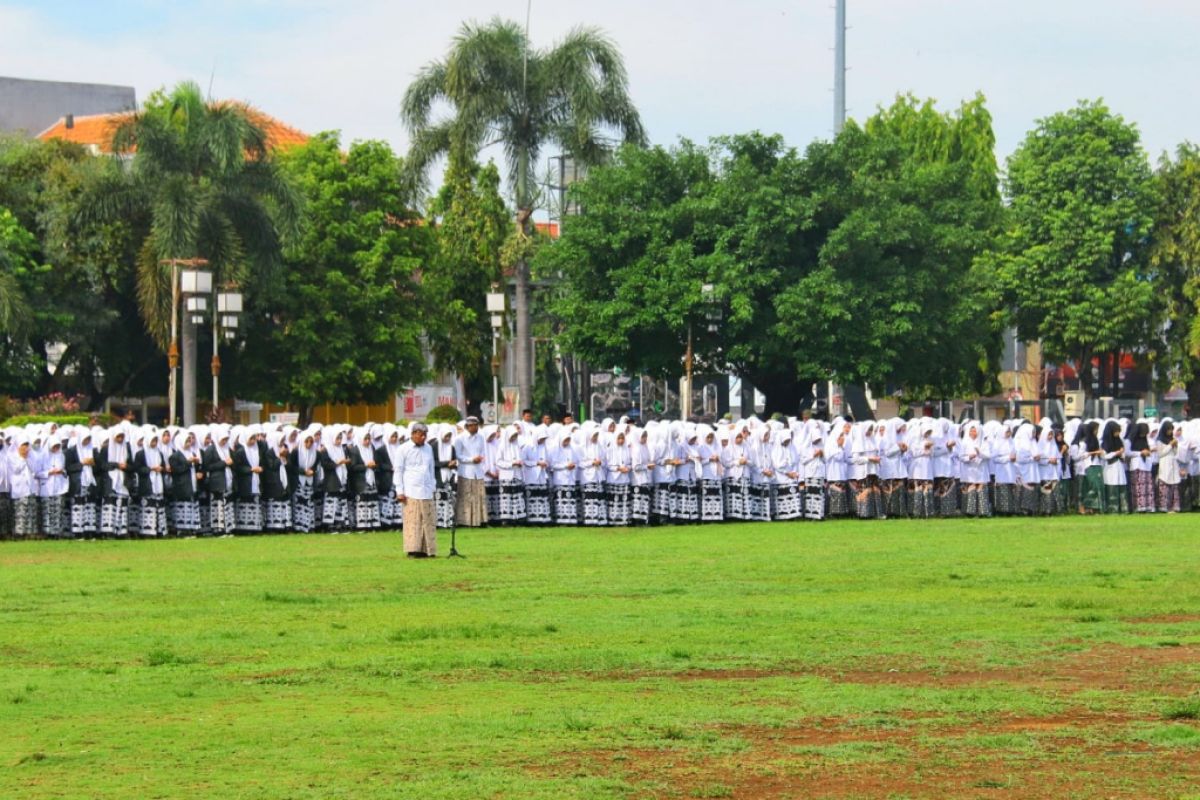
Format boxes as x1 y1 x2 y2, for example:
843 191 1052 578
0 76 136 138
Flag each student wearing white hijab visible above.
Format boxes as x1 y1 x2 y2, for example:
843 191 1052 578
646 423 675 524
7 432 37 537
495 425 527 524
697 426 725 523
482 424 502 523
347 427 381 531
720 426 751 521
133 428 169 537
574 422 608 527
629 426 654 525
748 425 776 522
958 421 991 518
986 421 1017 516
64 428 101 537
318 426 352 532
202 426 237 536
771 426 803 521
801 420 827 521
878 419 909 518
605 428 633 526
522 426 553 525
36 435 69 538
168 429 202 535
231 426 266 534
0 431 11 539
262 430 294 532
289 427 320 533
98 426 134 537
548 427 580 525
431 425 459 529
848 422 883 520
907 419 935 519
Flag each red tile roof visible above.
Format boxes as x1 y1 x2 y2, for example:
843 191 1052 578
36 103 309 154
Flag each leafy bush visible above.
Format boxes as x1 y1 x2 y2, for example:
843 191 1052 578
0 413 118 428
424 404 462 423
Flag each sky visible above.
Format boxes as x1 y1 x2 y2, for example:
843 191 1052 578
2 0 1198 192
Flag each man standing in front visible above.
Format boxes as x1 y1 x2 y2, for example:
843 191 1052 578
454 416 488 526
398 423 437 558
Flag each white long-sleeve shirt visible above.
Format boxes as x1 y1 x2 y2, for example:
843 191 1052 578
397 442 435 500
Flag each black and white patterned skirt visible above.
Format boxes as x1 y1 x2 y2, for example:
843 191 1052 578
631 484 651 524
526 483 552 524
552 484 579 525
100 495 130 536
607 483 632 526
651 483 673 519
13 496 39 537
581 482 608 526
991 483 1016 515
671 480 699 522
774 482 803 520
292 482 316 532
434 486 456 529
498 479 526 522
235 498 263 533
804 478 826 520
71 494 99 537
321 493 350 530
748 482 775 521
826 481 850 517
41 495 68 537
378 493 398 529
485 481 501 522
700 479 724 522
266 498 294 531
171 499 201 534
724 478 750 520
139 496 168 537
209 494 235 535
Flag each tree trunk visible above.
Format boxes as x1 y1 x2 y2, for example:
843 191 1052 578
514 257 532 414
298 403 313 428
756 375 814 418
1077 347 1094 400
182 315 197 425
1187 374 1200 419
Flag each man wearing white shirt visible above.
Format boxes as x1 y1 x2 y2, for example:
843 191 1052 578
453 417 488 527
398 423 437 558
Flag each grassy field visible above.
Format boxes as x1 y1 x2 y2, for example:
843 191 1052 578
2 516 1200 799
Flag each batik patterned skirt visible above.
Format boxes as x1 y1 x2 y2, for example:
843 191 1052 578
13 496 38 537
631 484 651 524
498 479 526 523
1016 482 1038 515
850 478 883 519
100 495 130 536
607 483 632 526
962 484 991 517
0 492 12 538
208 494 235 535
882 479 908 519
266 498 294 531
552 484 579 525
935 478 960 517
1131 470 1155 512
748 482 775 521
292 481 316 533
1039 481 1060 515
699 479 724 522
909 481 934 519
526 483 552 525
671 480 700 522
171 499 201 534
485 481 501 522
581 482 608 526
71 493 99 537
353 492 380 530
651 483 672 519
1157 480 1181 513
1080 467 1104 512
992 483 1016 515
429 486 453 529
774 482 803 520
41 495 68 538
804 478 826 520
139 496 168 537
378 493 398 529
321 492 350 531
724 478 750 520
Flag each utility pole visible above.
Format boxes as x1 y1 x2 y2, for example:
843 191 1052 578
834 0 847 135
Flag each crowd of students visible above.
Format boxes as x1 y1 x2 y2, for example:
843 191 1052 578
0 413 1196 539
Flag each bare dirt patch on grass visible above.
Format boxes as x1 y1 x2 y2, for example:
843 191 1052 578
539 710 1200 799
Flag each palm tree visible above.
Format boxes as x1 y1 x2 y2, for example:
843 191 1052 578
82 80 299 423
402 18 646 411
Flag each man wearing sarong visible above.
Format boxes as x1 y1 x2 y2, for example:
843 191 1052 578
398 423 437 558
454 417 488 526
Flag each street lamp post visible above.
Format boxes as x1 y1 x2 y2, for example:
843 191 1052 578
213 289 244 415
487 289 507 424
163 258 211 425
683 284 717 421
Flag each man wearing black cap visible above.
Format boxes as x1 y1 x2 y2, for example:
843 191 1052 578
453 416 488 526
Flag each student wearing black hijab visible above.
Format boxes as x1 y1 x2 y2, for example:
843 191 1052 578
1128 423 1155 513
1100 421 1129 514
1072 421 1104 515
1155 421 1183 513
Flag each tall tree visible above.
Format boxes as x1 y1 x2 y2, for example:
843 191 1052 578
983 100 1157 398
1149 143 1200 411
82 81 299 422
423 158 510 410
229 133 431 425
402 17 646 410
545 96 1003 413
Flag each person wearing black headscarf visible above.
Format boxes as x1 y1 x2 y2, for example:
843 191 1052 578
1155 421 1183 513
1100 421 1129 514
1128 422 1154 513
1072 421 1104 514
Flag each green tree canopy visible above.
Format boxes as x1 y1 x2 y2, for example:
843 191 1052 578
229 133 431 423
544 95 1004 413
983 99 1157 397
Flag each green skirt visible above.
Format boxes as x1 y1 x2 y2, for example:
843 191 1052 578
1103 483 1129 514
1080 466 1104 512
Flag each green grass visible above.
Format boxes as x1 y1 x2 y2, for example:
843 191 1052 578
2 515 1200 798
